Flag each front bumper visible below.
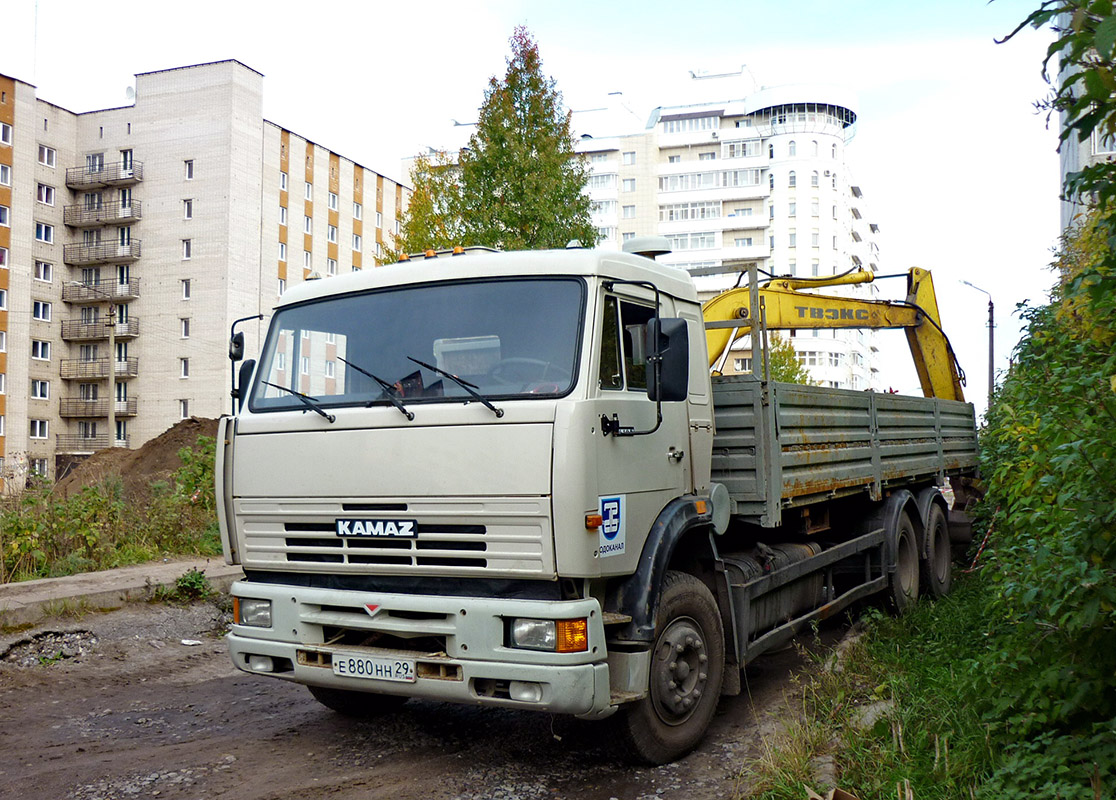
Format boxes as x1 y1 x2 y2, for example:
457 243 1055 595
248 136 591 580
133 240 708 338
227 579 614 717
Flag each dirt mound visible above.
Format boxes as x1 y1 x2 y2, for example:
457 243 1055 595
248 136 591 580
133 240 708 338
55 417 219 500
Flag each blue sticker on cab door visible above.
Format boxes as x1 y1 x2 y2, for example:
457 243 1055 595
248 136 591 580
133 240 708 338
599 495 625 557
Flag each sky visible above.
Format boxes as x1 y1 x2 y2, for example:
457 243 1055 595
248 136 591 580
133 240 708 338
1 0 1062 417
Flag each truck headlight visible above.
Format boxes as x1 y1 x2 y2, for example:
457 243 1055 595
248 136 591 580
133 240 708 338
509 618 588 653
234 597 273 628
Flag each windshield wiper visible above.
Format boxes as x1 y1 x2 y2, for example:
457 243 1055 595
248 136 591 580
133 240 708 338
338 357 414 421
407 356 504 418
262 381 336 423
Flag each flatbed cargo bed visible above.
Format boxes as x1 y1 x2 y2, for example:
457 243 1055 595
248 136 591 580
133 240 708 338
711 375 978 527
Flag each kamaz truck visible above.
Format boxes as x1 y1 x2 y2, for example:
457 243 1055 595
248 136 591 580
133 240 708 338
217 239 977 764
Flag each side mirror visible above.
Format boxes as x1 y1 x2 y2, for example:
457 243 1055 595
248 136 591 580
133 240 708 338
229 331 245 362
235 359 256 411
645 318 689 402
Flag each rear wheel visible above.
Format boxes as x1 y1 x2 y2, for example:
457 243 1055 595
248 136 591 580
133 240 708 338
617 571 725 765
307 684 409 717
920 503 952 598
888 511 920 613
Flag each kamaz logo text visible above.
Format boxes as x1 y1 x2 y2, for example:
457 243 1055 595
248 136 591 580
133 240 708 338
335 519 417 538
794 306 870 321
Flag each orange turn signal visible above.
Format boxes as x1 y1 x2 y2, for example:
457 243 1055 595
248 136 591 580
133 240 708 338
585 513 603 530
452 246 465 255
556 618 588 652
695 500 708 514
424 249 436 258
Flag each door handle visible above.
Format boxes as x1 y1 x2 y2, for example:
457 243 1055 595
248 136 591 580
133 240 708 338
667 448 685 463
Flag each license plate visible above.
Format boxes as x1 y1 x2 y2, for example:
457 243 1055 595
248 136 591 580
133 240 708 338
332 653 416 683
335 518 417 538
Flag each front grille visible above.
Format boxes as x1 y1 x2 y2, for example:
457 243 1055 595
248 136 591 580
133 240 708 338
236 498 553 577
283 521 489 568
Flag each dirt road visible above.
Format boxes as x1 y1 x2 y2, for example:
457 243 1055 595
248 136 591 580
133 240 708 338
0 601 829 800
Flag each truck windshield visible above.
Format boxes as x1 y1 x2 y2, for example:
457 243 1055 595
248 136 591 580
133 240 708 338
249 277 585 413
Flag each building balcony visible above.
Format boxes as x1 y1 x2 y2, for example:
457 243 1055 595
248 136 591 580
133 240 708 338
59 398 139 418
62 278 141 304
65 161 144 189
60 319 140 342
64 200 143 227
63 240 142 265
56 434 130 453
59 357 139 380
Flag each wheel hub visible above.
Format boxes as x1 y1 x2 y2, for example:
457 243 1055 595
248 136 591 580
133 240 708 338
651 617 709 725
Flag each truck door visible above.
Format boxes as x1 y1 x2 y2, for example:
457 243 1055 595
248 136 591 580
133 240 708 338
592 289 689 570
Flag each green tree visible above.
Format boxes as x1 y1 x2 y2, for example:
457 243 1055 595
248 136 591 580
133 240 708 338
388 27 596 256
378 152 462 264
459 27 596 250
767 333 814 384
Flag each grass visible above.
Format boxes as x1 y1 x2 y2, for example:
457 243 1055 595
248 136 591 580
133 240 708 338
738 575 994 800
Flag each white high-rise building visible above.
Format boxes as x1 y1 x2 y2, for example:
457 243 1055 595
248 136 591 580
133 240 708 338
572 71 882 390
0 61 406 489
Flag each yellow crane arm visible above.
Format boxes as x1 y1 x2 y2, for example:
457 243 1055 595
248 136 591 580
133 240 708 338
703 268 966 402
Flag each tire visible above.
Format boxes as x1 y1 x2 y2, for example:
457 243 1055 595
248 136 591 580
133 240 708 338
888 511 920 614
920 503 952 598
617 571 725 765
307 684 409 717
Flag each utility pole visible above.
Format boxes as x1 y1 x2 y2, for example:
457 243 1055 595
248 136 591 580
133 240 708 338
960 280 994 410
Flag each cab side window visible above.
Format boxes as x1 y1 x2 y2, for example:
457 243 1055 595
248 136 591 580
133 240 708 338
599 296 655 392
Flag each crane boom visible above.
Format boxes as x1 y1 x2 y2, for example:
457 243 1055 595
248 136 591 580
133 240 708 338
703 267 966 402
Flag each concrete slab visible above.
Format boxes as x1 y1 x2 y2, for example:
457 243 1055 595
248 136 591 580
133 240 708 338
0 557 244 628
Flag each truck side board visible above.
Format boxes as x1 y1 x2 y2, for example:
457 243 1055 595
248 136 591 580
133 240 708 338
711 375 978 527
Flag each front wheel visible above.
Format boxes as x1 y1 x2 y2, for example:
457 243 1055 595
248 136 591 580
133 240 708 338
617 571 725 765
307 684 409 717
888 511 920 614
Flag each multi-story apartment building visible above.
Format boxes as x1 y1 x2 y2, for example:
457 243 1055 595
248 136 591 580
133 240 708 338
573 73 883 390
0 60 405 489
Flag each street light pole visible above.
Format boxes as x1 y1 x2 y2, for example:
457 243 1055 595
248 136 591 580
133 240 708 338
960 280 994 410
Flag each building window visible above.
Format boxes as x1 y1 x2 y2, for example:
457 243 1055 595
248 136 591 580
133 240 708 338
327 225 338 243
812 199 820 217
183 199 193 219
789 201 796 217
812 140 819 157
278 278 286 296
325 360 336 378
0 331 6 352
622 151 636 165
31 379 49 400
0 289 8 309
182 239 192 259
328 192 338 211
35 222 54 243
0 374 5 394
734 237 753 247
789 232 797 247
667 155 680 164
0 164 10 186
38 145 56 167
622 205 636 219
326 257 337 275
180 358 190 378
279 206 287 226
811 171 819 188
304 215 312 234
788 171 796 188
305 181 313 200
811 231 820 247
29 420 48 439
0 205 7 226
303 250 312 268
589 152 609 164
300 356 310 375
352 234 362 252
0 246 7 268
768 143 775 158
0 122 11 145
184 160 194 179
32 300 51 321
376 211 383 229
353 201 362 220
37 183 55 205
733 357 752 372
180 318 190 338
29 340 49 360
622 232 636 242
280 171 288 191
698 152 716 161
788 140 797 156
622 178 636 192
832 143 837 158
278 242 287 262
179 399 189 420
